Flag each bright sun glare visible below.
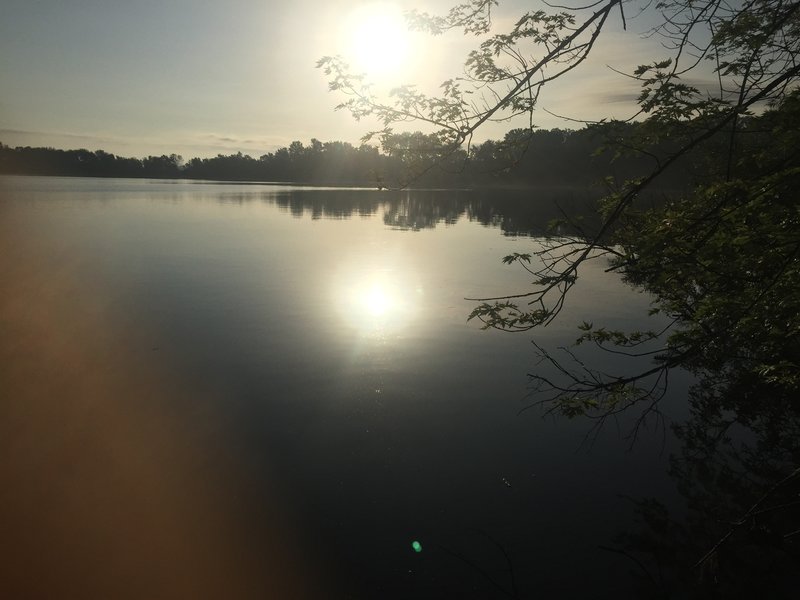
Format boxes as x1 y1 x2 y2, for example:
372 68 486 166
364 285 393 316
343 3 410 78
334 266 421 337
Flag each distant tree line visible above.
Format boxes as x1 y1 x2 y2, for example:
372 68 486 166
0 122 696 189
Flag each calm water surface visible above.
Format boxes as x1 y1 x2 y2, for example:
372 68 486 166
0 176 689 598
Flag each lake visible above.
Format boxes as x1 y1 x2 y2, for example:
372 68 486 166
0 176 691 598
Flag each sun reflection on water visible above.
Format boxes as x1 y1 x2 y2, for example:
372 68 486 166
363 285 392 316
335 269 421 336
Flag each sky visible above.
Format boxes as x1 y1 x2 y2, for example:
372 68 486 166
0 0 712 159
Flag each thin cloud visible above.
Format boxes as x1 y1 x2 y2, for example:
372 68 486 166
596 91 640 104
0 128 117 145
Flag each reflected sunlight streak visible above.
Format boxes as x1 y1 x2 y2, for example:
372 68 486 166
335 269 421 337
364 285 393 317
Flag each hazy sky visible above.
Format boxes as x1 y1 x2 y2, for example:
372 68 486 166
0 1 697 158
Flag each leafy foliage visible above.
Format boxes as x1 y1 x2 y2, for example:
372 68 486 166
320 0 800 421
318 0 623 185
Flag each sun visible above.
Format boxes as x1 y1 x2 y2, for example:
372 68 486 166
342 3 411 78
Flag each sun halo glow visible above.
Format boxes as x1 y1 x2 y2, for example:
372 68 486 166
342 3 411 79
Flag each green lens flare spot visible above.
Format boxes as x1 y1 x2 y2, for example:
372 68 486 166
411 540 422 553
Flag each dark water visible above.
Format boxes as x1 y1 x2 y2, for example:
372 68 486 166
0 176 693 598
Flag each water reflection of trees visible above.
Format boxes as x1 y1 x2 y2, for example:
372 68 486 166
259 187 602 236
270 190 386 220
382 191 467 230
610 377 800 598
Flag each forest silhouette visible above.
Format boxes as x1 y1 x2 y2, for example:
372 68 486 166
0 121 697 190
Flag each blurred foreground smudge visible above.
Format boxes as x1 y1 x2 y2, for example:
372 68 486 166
0 198 322 599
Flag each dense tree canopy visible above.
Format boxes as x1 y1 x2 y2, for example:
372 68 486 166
0 123 691 189
0 140 387 185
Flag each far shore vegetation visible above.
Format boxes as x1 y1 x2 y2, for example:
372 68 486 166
0 121 694 190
